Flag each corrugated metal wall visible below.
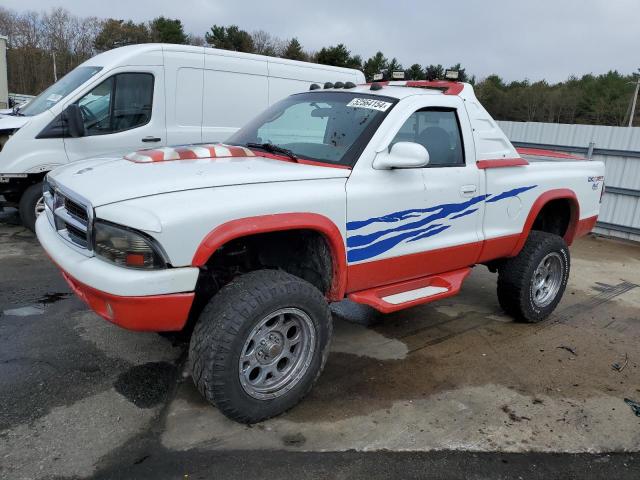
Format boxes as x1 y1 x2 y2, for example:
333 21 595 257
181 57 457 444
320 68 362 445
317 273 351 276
498 121 640 242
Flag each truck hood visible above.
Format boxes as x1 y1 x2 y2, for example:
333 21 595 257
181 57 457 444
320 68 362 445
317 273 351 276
0 114 30 130
48 147 351 207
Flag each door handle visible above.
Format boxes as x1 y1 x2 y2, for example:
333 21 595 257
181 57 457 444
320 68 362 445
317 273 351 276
460 185 477 197
142 136 161 143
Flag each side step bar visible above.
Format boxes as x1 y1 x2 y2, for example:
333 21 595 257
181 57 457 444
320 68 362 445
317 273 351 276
347 268 471 313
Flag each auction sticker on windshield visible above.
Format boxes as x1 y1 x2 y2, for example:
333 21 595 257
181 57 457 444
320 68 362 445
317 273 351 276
347 98 392 111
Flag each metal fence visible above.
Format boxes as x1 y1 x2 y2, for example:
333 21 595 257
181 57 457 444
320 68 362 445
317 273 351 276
498 121 640 243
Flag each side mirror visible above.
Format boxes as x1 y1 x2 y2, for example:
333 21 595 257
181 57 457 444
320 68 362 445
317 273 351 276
373 142 430 169
64 104 86 138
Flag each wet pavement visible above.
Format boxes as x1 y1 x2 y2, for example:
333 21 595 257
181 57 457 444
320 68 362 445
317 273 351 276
1 208 639 479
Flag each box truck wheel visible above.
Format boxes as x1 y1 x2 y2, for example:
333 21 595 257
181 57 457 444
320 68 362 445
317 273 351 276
189 269 333 423
19 182 45 232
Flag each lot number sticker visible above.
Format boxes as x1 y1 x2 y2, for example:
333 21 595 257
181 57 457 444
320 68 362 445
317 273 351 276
347 98 392 112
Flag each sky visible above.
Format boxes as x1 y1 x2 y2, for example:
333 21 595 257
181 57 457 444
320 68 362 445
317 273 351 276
4 0 639 83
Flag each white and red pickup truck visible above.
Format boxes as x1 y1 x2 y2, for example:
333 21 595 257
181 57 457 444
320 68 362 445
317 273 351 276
36 80 605 423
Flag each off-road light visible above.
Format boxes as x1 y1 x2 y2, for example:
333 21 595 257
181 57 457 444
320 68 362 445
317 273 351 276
372 73 384 81
93 220 167 269
444 69 459 80
391 71 405 80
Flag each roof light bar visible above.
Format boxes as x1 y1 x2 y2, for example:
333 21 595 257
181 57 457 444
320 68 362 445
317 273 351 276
444 69 459 80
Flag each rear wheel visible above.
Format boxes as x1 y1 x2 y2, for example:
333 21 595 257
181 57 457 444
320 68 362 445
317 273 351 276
189 269 332 423
18 182 44 232
497 231 570 323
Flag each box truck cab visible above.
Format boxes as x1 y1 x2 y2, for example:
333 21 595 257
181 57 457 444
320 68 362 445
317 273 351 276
0 43 365 230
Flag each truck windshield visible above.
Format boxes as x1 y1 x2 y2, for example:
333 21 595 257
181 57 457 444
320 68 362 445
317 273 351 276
18 66 103 117
227 91 397 166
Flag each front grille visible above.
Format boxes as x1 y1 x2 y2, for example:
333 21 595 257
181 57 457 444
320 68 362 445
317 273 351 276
64 197 89 222
66 222 89 248
46 186 92 251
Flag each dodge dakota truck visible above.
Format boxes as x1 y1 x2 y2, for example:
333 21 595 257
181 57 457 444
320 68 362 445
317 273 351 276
36 80 605 423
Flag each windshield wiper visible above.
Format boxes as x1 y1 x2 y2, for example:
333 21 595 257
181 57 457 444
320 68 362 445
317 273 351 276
246 142 298 161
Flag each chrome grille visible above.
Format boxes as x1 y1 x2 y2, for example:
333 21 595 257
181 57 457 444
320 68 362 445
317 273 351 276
64 197 89 223
44 183 93 252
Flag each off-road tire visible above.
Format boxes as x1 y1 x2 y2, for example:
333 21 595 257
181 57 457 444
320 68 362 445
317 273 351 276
19 182 43 232
189 269 333 423
497 231 570 323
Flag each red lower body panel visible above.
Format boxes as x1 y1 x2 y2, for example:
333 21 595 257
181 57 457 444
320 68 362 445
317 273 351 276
61 271 194 332
574 215 598 239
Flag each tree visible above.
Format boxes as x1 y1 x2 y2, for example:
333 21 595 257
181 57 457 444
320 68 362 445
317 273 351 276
386 57 403 77
406 64 425 80
94 19 150 51
347 54 363 70
363 51 388 81
251 30 284 57
315 44 351 67
448 63 468 82
282 37 306 61
149 16 188 44
425 64 444 81
205 25 254 53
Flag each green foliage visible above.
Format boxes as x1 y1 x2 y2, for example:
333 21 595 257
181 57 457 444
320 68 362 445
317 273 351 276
205 25 254 53
94 19 150 51
282 38 306 61
149 16 188 44
363 51 388 81
425 64 444 81
315 44 360 68
386 58 403 76
406 64 425 80
475 71 638 126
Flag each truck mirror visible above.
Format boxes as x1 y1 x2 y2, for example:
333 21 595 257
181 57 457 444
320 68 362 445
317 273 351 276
64 104 86 138
373 142 430 169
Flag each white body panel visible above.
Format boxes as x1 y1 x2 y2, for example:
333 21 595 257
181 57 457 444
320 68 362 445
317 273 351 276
37 82 605 300
0 43 365 175
35 214 199 296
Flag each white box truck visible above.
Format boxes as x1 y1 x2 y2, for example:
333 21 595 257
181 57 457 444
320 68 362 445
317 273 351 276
0 43 365 230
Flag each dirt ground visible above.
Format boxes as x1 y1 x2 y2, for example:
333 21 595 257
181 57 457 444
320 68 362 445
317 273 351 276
1 209 639 479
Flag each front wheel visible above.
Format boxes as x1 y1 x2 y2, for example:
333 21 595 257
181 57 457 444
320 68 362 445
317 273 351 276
189 269 332 423
19 182 45 232
497 231 570 323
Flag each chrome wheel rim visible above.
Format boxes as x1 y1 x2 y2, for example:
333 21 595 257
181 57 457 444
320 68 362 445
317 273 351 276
238 307 316 400
531 252 563 308
34 196 46 217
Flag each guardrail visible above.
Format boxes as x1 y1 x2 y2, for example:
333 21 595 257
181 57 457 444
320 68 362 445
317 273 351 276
498 121 640 242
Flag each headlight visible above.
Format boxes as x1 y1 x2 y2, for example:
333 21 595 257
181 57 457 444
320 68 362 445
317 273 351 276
93 220 167 269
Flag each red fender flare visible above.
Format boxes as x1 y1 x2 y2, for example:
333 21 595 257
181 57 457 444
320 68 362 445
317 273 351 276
191 213 347 301
511 188 580 256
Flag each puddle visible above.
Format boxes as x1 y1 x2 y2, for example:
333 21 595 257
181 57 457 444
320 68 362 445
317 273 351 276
114 362 178 408
2 293 71 317
3 305 46 317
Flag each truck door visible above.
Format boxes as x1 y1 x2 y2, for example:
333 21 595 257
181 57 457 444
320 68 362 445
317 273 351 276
346 98 483 291
64 66 165 162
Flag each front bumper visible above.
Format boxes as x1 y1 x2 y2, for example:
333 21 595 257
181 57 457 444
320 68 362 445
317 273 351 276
36 214 199 331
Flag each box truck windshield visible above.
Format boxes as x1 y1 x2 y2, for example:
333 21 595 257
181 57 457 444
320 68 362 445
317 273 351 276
18 66 103 116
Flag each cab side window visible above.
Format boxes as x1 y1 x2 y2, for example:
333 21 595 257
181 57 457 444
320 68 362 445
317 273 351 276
391 108 464 167
76 73 154 136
